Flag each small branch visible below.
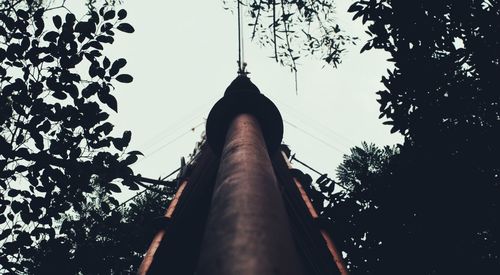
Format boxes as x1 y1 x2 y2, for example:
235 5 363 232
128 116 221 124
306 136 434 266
280 0 298 93
9 115 22 145
273 0 278 62
251 0 263 40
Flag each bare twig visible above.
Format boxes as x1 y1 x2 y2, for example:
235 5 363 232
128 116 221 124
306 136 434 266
273 0 278 62
280 0 298 93
251 0 263 40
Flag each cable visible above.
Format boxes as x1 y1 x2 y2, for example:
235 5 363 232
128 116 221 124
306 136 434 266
141 121 205 161
110 189 147 213
135 181 172 196
138 101 210 152
160 166 181 181
274 97 355 146
110 166 182 213
291 154 350 191
291 154 324 176
135 176 176 186
284 119 346 154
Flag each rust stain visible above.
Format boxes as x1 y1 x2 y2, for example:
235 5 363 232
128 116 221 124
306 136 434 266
137 180 188 275
197 114 305 275
320 229 350 275
294 178 319 219
282 152 349 275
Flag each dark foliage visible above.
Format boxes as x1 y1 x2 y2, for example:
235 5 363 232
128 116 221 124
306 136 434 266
306 143 396 273
225 0 358 71
0 0 138 272
28 183 176 274
305 1 500 274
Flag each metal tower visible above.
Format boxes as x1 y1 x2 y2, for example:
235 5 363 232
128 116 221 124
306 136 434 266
138 75 347 275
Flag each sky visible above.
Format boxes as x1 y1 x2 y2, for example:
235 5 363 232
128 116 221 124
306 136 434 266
87 0 403 200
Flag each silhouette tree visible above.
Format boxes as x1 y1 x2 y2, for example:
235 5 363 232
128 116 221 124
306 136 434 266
304 142 395 274
345 1 499 273
299 1 500 273
27 182 176 274
0 1 139 272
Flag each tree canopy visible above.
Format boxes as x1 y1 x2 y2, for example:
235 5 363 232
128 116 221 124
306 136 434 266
28 182 176 274
0 0 140 272
303 1 500 273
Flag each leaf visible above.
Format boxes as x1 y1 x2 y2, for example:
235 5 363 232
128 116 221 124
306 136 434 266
20 211 32 224
103 57 110 69
110 58 126 76
101 201 110 212
0 26 6 37
360 42 372 53
122 154 138 166
53 15 62 28
65 84 79 99
348 3 362 13
15 134 24 145
11 201 23 213
104 10 115 20
0 228 11 239
116 23 135 33
34 18 45 37
116 74 133 83
52 91 67 100
108 183 121 193
117 9 127 20
60 219 71 234
89 62 99 78
128 151 144 156
95 122 114 136
83 40 103 51
108 196 119 207
122 130 132 147
82 83 99 98
43 31 59 43
352 11 363 21
65 13 76 24
15 165 27 173
100 22 113 33
102 94 117 112
75 21 96 36
96 35 114 44
99 6 106 16
8 189 20 197
113 131 131 150
16 9 29 20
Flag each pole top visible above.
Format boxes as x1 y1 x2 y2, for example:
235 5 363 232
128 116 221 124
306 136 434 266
224 74 259 96
206 75 283 155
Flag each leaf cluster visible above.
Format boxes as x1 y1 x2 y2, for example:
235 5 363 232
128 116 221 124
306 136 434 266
226 0 358 71
0 0 138 272
305 1 500 273
349 0 500 160
27 182 177 274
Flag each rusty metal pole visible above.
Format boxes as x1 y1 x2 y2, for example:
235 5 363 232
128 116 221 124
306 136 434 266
198 74 305 274
197 113 304 275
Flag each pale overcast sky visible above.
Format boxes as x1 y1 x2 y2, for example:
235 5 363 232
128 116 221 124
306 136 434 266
77 1 403 199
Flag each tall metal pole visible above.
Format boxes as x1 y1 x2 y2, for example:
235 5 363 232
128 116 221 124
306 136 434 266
197 113 305 275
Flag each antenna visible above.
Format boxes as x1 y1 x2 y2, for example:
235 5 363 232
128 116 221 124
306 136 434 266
237 0 247 75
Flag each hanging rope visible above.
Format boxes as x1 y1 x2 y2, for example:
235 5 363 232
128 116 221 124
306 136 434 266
237 0 247 75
